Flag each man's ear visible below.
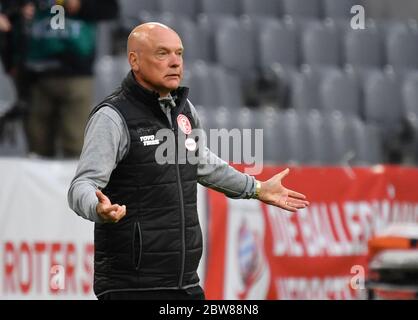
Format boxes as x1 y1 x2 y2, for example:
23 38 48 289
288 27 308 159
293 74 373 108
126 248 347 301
128 51 139 72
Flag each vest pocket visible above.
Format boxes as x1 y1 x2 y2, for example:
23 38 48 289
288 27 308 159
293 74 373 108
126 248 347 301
132 221 142 270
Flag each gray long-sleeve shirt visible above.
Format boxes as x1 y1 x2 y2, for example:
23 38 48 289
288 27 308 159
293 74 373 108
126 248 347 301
68 98 256 223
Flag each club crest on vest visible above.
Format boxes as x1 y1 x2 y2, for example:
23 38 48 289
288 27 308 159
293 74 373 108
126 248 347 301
177 114 192 135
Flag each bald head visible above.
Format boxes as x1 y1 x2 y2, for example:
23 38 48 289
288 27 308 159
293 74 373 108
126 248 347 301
127 22 184 97
127 22 180 56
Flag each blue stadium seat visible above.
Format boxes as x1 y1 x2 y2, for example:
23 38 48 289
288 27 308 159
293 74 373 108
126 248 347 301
260 107 282 163
282 0 321 19
402 72 418 160
301 21 341 67
0 74 17 116
304 109 326 164
402 72 418 117
0 119 28 156
214 17 261 105
320 69 361 116
241 0 282 18
364 71 406 162
364 71 404 134
118 0 159 30
277 109 310 164
344 117 384 165
289 68 323 111
386 24 418 71
322 0 363 19
321 111 349 164
94 55 130 104
344 27 384 68
259 19 299 71
200 0 241 15
182 62 243 108
197 14 241 62
214 18 257 73
138 12 210 62
157 0 198 18
95 22 112 58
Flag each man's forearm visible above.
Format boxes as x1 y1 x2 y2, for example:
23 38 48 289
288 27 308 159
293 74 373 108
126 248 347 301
68 180 102 222
67 107 128 223
198 147 256 199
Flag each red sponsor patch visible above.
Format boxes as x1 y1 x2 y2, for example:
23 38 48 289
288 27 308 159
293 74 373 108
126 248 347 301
177 114 192 134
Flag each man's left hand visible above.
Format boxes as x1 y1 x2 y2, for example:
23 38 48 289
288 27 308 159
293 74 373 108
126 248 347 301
257 168 309 212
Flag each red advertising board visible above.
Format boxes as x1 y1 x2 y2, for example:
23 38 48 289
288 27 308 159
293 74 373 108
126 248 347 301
204 166 418 299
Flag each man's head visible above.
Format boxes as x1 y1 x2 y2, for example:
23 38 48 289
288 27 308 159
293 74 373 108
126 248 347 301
127 22 184 97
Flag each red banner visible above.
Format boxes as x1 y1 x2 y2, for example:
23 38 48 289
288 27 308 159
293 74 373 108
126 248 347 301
204 166 418 300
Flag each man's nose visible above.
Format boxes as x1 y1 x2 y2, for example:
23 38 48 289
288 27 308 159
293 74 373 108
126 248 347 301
169 53 182 67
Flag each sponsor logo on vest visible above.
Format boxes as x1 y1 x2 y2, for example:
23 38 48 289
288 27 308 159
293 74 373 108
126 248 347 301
177 114 192 135
140 135 160 146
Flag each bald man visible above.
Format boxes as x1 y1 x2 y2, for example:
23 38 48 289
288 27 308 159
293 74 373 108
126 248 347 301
68 23 308 300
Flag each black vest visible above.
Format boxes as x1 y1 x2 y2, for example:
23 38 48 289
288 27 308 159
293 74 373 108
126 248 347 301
92 72 202 296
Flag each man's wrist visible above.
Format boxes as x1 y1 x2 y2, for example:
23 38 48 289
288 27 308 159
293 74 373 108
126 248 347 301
253 180 262 199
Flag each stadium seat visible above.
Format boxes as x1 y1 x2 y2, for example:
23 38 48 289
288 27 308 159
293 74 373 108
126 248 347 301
197 14 240 62
118 0 159 30
322 0 362 19
94 55 130 104
402 72 418 117
364 72 404 133
321 111 349 164
301 21 341 67
0 119 28 156
214 17 261 105
182 63 217 107
386 24 418 71
234 106 261 129
95 21 117 58
401 72 418 160
320 69 361 117
289 68 323 111
193 104 212 133
241 0 282 18
282 0 321 19
214 18 256 73
344 117 384 165
182 62 243 108
0 74 17 116
364 71 406 162
157 0 198 19
276 109 310 164
212 67 244 108
304 109 326 164
344 27 384 68
259 19 299 71
138 12 210 62
200 0 241 16
259 107 282 163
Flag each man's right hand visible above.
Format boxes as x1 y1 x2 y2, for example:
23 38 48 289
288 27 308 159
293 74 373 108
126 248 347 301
96 190 126 223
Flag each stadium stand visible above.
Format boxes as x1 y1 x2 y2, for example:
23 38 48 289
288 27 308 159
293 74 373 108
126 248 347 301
2 0 418 164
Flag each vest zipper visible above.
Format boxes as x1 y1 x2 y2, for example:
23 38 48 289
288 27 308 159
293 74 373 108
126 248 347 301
173 125 186 288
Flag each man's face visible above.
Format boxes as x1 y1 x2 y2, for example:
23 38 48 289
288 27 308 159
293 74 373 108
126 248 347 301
131 29 184 97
